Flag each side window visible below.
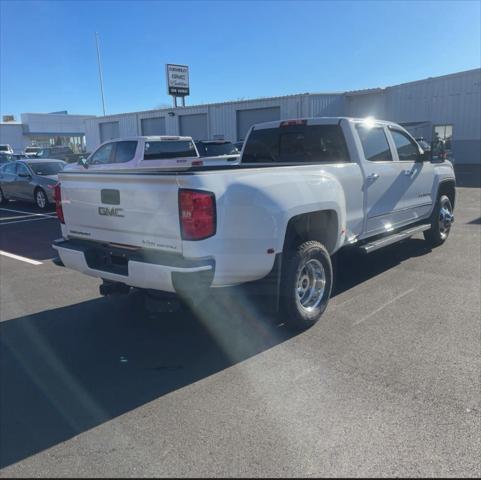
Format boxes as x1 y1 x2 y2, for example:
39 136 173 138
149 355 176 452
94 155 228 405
390 129 419 161
357 126 393 162
89 143 114 165
113 141 137 163
4 163 16 174
17 164 30 176
239 128 279 163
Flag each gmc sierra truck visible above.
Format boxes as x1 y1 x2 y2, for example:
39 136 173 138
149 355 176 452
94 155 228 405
52 117 455 330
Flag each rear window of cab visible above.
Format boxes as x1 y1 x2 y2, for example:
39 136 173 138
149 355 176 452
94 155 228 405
242 124 350 164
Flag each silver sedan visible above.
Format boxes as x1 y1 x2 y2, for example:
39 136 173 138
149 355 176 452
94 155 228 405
0 159 66 210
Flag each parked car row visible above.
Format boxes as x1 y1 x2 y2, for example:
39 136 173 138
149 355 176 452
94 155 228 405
0 136 241 207
0 144 89 163
0 159 66 209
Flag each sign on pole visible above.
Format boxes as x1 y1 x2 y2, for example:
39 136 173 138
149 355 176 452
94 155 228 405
166 64 190 97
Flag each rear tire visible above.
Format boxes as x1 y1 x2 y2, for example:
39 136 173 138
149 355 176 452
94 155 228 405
0 187 7 204
423 194 453 247
280 241 333 331
34 188 48 210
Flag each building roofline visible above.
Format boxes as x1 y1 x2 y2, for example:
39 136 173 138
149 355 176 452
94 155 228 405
345 67 481 96
89 91 345 121
21 113 96 118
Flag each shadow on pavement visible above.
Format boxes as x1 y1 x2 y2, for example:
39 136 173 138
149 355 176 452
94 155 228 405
0 201 60 261
0 290 291 469
332 238 432 296
454 164 481 188
0 237 433 469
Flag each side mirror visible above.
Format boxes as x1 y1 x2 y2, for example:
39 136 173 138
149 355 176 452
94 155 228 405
18 172 31 178
417 150 430 162
78 157 89 169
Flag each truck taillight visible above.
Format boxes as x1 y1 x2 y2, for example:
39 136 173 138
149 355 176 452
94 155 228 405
179 189 216 240
53 183 64 224
280 119 307 127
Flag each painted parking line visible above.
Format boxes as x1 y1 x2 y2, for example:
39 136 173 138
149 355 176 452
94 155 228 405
353 288 414 325
0 216 58 226
0 213 55 221
0 250 43 265
0 207 56 218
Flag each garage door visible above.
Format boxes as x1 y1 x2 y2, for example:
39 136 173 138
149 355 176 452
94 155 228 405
179 114 208 141
236 107 280 141
99 121 120 143
141 117 166 136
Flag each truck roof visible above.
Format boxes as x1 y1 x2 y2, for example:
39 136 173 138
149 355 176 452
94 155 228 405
251 116 397 130
106 135 193 142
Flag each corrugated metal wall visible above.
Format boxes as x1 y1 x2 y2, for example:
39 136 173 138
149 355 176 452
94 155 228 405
84 94 345 150
385 70 480 139
0 124 27 151
179 113 208 140
140 117 166 136
83 69 480 163
236 107 281 140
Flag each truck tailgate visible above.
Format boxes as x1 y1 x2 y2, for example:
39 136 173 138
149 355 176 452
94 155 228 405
58 172 182 254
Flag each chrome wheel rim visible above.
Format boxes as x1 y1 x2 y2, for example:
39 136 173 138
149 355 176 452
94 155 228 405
295 258 326 313
438 198 453 240
36 191 46 209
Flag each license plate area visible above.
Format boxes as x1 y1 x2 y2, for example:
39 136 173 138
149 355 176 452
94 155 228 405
84 246 129 276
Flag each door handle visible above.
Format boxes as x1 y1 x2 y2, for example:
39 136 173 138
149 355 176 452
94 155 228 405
404 169 414 176
367 173 379 181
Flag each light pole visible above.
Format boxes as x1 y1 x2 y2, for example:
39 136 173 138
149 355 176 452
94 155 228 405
95 32 106 116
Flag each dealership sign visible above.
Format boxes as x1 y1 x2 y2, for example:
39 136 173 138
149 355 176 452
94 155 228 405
166 64 190 96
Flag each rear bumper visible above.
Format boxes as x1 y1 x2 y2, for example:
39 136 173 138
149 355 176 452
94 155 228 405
52 239 214 293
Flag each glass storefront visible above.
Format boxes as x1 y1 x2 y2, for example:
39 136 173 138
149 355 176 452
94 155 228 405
432 125 453 162
28 135 86 153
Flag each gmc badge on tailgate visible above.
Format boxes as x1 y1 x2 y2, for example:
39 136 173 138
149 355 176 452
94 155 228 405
98 206 124 217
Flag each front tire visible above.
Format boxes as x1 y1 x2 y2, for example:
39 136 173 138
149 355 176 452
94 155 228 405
424 194 453 247
34 188 48 210
280 241 333 331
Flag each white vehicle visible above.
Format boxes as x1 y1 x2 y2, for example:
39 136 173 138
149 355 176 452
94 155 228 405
23 146 42 157
64 136 237 172
53 117 456 330
0 144 14 155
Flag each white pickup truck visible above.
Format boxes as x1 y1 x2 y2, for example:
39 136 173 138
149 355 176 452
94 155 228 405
53 117 455 330
64 135 239 172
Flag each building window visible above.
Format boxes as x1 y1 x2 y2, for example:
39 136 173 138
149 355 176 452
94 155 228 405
29 135 86 153
433 124 453 160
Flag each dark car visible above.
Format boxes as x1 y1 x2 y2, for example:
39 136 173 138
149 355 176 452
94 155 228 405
194 140 239 157
0 159 66 209
35 146 76 161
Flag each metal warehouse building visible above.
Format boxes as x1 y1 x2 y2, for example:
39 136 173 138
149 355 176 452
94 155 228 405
57 68 481 165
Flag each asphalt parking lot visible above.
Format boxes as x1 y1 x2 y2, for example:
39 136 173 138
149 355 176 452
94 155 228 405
0 180 480 477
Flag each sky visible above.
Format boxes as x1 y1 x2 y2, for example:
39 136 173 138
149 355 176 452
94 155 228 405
1 0 480 118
